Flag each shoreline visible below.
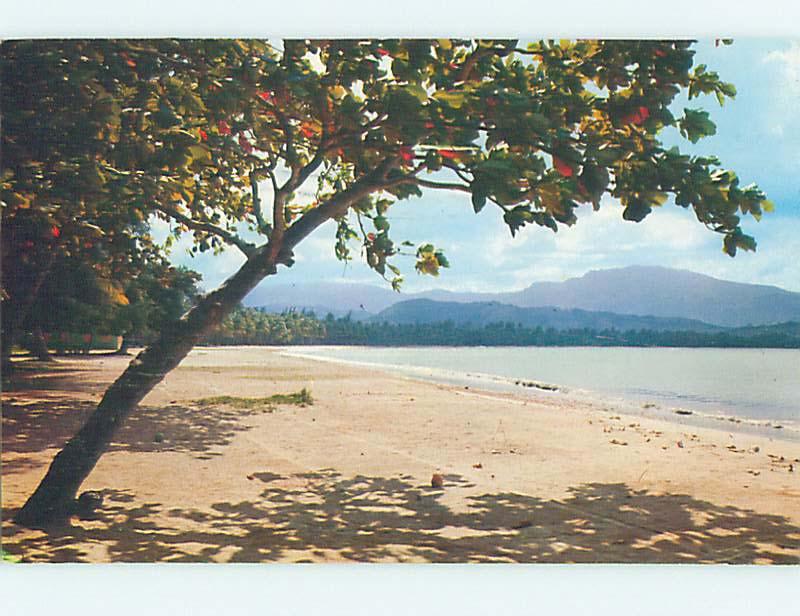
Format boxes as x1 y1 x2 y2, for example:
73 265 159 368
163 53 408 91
279 345 800 444
3 347 799 563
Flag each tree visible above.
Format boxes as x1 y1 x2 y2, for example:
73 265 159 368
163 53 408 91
6 39 771 527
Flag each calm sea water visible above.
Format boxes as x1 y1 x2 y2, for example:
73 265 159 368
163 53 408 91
286 346 800 435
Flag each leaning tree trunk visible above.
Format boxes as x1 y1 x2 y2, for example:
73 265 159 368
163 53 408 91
14 249 280 528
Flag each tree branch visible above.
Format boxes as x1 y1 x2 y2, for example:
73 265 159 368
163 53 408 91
156 205 256 257
283 157 398 254
249 171 270 233
416 178 472 193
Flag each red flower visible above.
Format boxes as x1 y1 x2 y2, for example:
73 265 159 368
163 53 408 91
217 120 232 135
120 52 136 68
439 149 460 160
50 225 61 238
367 233 376 242
199 129 208 142
300 125 316 139
399 146 415 162
622 106 650 126
553 156 573 178
424 121 435 129
256 90 272 102
376 48 390 57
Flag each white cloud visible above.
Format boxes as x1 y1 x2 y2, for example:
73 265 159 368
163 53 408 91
765 41 800 94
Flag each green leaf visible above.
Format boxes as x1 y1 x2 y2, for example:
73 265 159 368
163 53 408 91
679 108 717 143
622 198 652 222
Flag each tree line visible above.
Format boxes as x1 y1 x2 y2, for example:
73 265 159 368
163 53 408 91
205 307 800 349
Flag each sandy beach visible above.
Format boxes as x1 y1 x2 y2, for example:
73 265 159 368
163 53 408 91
2 346 799 563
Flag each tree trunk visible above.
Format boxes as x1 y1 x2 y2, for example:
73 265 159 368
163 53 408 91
14 249 280 528
115 335 131 355
28 326 55 361
2 250 57 364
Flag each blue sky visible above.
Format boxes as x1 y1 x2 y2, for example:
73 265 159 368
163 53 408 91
168 39 800 294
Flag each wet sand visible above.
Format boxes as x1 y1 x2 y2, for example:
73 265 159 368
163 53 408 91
2 346 799 563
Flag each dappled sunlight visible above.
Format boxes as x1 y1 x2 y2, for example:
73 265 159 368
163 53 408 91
3 470 798 563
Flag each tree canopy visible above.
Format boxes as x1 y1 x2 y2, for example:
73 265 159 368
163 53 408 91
3 39 771 299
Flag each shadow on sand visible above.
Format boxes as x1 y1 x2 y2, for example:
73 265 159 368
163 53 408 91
3 470 799 564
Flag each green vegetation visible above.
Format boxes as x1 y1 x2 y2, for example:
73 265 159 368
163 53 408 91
206 307 800 349
206 307 325 345
194 388 314 409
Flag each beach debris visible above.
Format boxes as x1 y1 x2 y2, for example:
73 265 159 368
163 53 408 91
74 490 104 519
752 446 760 453
676 440 684 448
610 439 628 446
431 473 444 488
491 449 503 455
642 403 656 409
675 409 693 416
510 520 534 530
773 425 783 430
790 464 794 473
473 463 483 469
747 470 761 476
516 380 559 391
247 474 255 481
153 432 165 443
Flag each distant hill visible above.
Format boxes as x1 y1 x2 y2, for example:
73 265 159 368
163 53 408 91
245 266 800 327
496 266 800 327
372 299 724 332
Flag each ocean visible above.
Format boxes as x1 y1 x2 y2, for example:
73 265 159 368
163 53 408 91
283 346 800 439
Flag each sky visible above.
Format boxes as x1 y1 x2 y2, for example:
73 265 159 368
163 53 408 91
164 39 800 295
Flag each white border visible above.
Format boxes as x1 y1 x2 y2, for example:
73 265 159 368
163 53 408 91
2 2 798 613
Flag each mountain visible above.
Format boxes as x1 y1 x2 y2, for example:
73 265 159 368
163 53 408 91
245 266 800 327
501 266 800 327
372 299 724 332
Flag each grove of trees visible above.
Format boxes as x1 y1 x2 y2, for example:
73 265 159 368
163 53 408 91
2 39 770 527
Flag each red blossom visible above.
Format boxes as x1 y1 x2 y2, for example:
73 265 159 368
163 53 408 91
376 48 390 57
553 156 574 178
50 225 61 238
199 129 208 142
621 106 650 126
256 90 272 102
439 149 460 160
399 146 415 162
120 52 136 68
367 233 376 242
217 120 231 135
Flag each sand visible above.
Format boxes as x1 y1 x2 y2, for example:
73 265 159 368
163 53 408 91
2 346 799 563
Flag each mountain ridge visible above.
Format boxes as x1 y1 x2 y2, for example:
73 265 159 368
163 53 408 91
244 266 800 327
